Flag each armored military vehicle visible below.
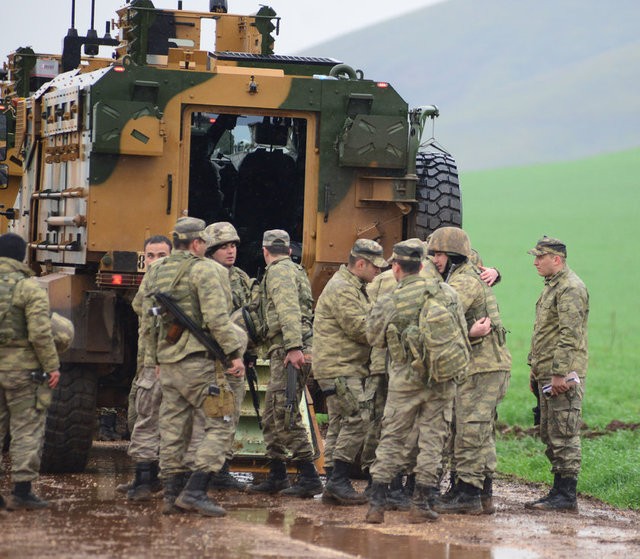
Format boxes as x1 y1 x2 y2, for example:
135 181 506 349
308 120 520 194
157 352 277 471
0 0 461 472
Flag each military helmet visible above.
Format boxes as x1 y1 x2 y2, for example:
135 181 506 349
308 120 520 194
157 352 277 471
204 222 240 250
428 227 471 257
51 312 74 354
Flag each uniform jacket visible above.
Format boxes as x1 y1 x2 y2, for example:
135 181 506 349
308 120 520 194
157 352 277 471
0 257 59 373
528 265 589 380
228 265 252 312
313 265 371 380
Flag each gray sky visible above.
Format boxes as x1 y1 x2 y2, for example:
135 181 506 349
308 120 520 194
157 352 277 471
1 0 444 59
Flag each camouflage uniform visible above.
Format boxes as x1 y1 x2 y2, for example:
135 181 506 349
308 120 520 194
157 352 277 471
528 239 588 478
0 257 60 484
313 240 386 473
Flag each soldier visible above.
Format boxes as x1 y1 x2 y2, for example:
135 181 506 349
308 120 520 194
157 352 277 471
117 235 172 501
364 239 471 524
202 221 252 491
314 239 386 505
428 227 511 515
0 233 62 510
247 229 322 498
141 217 245 516
525 236 588 512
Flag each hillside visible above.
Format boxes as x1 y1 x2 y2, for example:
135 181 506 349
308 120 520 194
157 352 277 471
298 0 640 171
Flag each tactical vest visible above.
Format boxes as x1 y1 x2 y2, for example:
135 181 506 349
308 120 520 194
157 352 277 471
0 270 28 345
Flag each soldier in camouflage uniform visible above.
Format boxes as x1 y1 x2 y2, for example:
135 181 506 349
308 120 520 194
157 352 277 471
428 227 511 515
202 221 253 490
525 236 588 512
117 235 171 501
0 233 62 510
141 217 245 517
364 239 471 524
313 239 386 505
247 229 322 498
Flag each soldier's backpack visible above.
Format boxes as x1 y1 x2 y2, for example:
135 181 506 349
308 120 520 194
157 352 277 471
240 278 268 345
404 281 470 383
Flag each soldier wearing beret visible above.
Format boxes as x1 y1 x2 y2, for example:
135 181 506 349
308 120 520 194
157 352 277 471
247 229 322 498
141 217 245 517
314 239 385 505
525 236 588 512
0 233 61 511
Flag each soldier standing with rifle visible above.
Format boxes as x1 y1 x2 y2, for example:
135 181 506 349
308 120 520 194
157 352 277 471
247 230 322 498
142 217 245 517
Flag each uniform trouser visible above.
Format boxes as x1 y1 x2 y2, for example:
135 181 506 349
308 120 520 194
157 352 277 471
186 372 246 466
262 348 314 463
370 379 455 487
158 355 228 477
537 378 584 477
360 373 388 471
127 366 162 462
0 370 48 482
317 376 367 466
127 364 143 433
454 371 510 489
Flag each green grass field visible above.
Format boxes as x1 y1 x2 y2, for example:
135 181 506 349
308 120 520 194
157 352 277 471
459 147 640 508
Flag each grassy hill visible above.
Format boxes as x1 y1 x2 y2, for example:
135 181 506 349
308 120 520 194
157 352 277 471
299 0 640 171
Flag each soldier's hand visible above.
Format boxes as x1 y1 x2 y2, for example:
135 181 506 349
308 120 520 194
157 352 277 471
226 358 245 378
550 374 570 396
479 266 499 286
284 349 305 369
48 370 61 389
469 317 492 338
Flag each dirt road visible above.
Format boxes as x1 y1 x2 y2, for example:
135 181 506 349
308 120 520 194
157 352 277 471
1 443 638 558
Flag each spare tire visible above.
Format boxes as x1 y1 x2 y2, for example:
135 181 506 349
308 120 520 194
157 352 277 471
40 365 98 473
413 151 462 239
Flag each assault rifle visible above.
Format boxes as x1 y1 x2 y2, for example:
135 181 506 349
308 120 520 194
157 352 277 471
150 291 230 368
245 358 263 429
284 363 298 431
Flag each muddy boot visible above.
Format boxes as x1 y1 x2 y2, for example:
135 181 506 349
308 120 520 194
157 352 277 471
432 480 482 515
481 476 496 515
117 462 162 495
525 473 561 509
248 460 290 494
6 481 49 510
408 485 440 523
280 460 323 498
209 460 246 492
365 482 388 524
529 477 578 513
0 494 7 516
127 461 156 501
386 472 410 511
322 460 368 505
97 410 119 441
175 471 226 517
162 473 188 515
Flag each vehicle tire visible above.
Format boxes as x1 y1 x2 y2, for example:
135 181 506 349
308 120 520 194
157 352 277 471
40 365 98 473
413 151 462 239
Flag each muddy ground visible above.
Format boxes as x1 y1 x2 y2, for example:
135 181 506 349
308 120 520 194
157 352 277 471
1 442 639 559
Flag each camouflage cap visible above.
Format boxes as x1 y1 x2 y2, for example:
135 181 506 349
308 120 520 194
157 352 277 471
351 239 387 268
172 217 208 242
204 222 240 249
387 238 424 264
527 236 567 257
262 229 290 248
51 312 74 354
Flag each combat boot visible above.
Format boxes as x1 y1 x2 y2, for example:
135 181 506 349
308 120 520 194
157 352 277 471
0 493 7 516
386 472 410 511
175 471 226 517
432 480 482 515
6 481 49 510
408 485 440 523
209 460 246 491
323 466 334 482
481 476 496 515
97 410 119 441
117 460 163 495
404 473 416 499
528 477 578 513
280 460 323 498
364 482 388 524
126 461 155 501
438 471 457 504
525 473 561 509
322 460 368 506
247 460 290 494
162 473 189 515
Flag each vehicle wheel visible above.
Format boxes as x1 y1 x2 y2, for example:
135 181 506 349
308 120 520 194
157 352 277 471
413 151 462 239
40 365 98 473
